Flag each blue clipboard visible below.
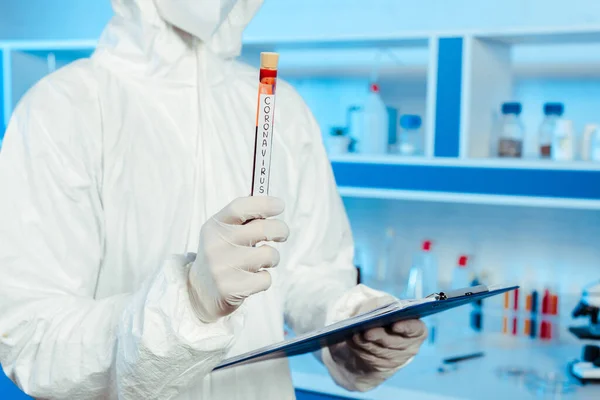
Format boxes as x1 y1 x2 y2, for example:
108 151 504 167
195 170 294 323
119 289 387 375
214 284 518 371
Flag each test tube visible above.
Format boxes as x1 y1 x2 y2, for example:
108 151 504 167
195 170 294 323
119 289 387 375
251 52 279 196
550 293 559 340
512 287 519 336
503 292 510 334
530 290 538 338
524 294 532 336
541 288 551 340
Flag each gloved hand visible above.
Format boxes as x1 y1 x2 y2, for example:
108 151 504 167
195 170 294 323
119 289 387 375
187 196 289 323
325 294 427 391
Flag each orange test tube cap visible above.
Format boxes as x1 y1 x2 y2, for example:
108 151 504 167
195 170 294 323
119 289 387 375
260 52 279 70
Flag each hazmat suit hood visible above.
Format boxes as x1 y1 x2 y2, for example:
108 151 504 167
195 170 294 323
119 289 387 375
98 0 263 80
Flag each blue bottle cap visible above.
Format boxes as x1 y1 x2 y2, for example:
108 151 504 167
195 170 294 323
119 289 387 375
543 102 564 116
501 102 522 115
400 114 422 130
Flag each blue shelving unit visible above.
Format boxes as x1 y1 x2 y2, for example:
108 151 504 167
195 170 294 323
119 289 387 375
296 389 354 400
330 156 600 209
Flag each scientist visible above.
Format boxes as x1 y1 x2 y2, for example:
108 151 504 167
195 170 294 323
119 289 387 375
0 0 427 399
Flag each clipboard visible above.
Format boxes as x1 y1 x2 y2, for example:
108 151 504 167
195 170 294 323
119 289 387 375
214 284 517 371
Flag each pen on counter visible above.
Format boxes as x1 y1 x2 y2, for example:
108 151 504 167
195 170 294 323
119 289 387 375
443 352 485 364
437 352 485 373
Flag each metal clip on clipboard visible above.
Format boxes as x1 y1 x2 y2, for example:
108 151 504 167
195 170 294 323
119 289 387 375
427 284 490 301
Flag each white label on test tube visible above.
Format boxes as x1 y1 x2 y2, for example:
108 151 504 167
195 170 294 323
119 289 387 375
252 93 275 196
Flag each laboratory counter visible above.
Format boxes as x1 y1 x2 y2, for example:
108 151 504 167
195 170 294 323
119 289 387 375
291 334 600 400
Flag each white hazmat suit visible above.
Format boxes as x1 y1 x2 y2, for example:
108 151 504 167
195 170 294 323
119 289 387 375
0 0 426 399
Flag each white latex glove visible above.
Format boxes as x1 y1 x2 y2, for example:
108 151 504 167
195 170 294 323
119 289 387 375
323 287 428 392
188 196 289 323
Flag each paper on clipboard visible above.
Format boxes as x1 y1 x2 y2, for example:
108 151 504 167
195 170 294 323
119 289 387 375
214 284 517 371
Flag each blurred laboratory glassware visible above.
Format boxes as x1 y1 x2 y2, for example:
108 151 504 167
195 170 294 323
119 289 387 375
497 102 524 158
346 106 363 153
450 255 475 336
387 107 399 153
551 119 575 161
405 240 438 345
397 114 423 156
470 272 484 332
525 371 578 396
581 124 596 161
520 268 539 339
373 228 397 293
592 127 600 162
452 255 471 289
405 240 437 299
326 127 350 156
581 124 600 162
538 102 564 158
361 83 389 155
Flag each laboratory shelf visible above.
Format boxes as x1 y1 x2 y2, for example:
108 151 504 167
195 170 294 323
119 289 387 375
240 36 432 79
0 39 96 51
472 27 600 78
242 34 430 50
330 155 600 209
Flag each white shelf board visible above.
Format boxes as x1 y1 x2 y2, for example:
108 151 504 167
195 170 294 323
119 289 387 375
338 186 600 210
241 44 430 79
243 26 600 48
0 39 97 52
242 33 432 50
4 26 600 52
473 26 600 44
329 154 600 171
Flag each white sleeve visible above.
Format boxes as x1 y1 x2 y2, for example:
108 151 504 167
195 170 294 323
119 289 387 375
0 81 241 400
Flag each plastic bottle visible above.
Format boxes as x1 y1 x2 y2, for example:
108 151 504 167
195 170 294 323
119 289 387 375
448 255 476 337
551 119 575 161
405 240 438 345
592 129 600 162
404 240 438 299
470 273 484 332
538 103 564 158
361 83 389 155
374 228 397 293
582 124 600 162
497 102 524 158
452 255 471 289
398 115 423 156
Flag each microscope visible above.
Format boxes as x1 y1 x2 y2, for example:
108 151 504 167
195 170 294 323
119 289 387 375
569 280 600 382
571 280 600 339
